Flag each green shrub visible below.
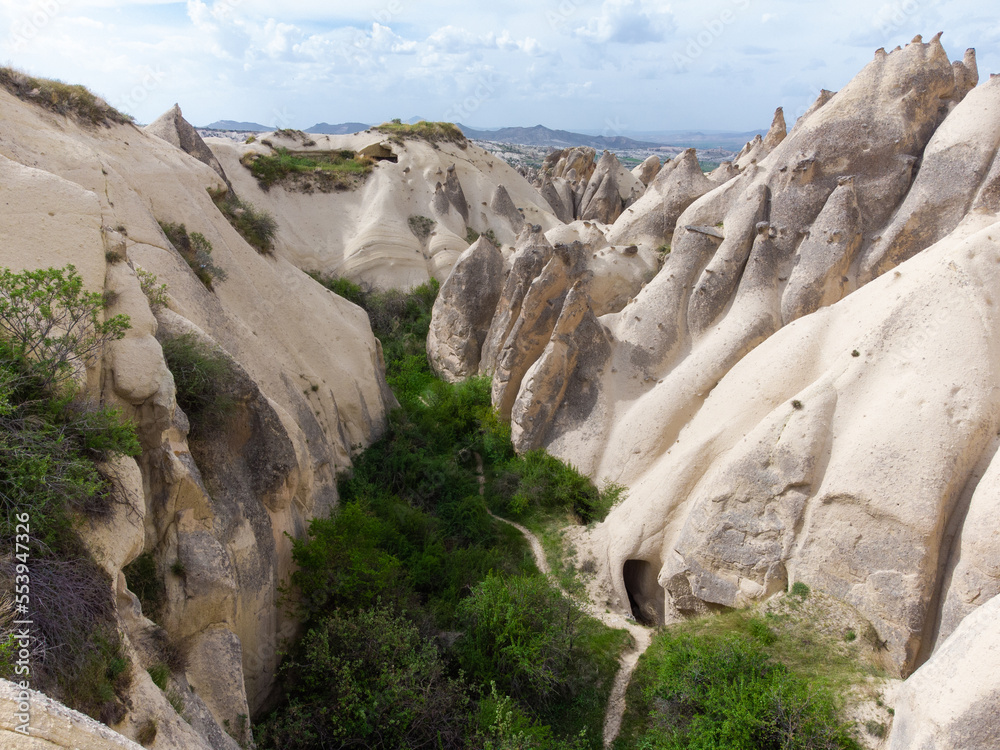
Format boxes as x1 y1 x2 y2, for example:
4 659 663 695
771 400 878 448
135 267 168 310
490 449 618 524
466 226 481 244
376 120 466 144
790 581 811 599
256 606 471 750
0 67 133 126
408 215 436 239
0 265 130 391
209 189 278 253
623 630 861 750
159 334 236 430
158 222 227 289
123 552 165 623
240 147 373 191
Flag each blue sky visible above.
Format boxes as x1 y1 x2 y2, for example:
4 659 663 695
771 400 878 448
1 0 996 132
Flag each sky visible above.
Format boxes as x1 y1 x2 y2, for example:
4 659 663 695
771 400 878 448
1 0 997 133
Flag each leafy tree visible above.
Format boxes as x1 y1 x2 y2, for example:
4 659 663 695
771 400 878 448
256 606 470 750
0 265 130 391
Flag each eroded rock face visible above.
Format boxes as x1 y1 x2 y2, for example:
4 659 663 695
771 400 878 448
0 86 394 748
435 36 1000 678
888 593 1000 749
146 104 227 182
427 236 505 381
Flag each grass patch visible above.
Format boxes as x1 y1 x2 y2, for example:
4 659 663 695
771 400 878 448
376 120 466 144
0 67 133 126
240 147 373 191
209 189 278 254
616 595 890 750
158 222 227 290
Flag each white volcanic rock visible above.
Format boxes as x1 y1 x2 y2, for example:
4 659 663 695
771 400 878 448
208 129 561 290
888 593 1000 749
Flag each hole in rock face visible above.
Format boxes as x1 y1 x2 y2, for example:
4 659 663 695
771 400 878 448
623 559 665 626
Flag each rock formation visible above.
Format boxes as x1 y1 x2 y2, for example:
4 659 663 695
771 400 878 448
432 38 1000 706
426 235 505 382
205 125 562 290
0 83 394 747
145 104 228 183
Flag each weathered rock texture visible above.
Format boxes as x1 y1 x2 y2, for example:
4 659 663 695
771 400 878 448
888 592 1000 749
145 104 227 182
207 126 562 290
427 236 505 381
433 39 1000 713
0 679 144 749
0 84 394 748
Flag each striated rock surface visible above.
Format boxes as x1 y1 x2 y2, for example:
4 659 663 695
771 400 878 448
205 124 561 290
145 104 227 182
0 84 394 748
888 593 1000 749
433 36 1000 684
427 236 505 382
632 155 662 186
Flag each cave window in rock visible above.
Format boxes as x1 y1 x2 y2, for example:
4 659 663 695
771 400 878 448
623 559 664 626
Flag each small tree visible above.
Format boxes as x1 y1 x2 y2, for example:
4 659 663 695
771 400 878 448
0 265 130 391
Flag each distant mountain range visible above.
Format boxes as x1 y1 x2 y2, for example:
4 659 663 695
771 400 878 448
201 120 273 131
197 118 764 154
456 124 660 150
306 122 373 135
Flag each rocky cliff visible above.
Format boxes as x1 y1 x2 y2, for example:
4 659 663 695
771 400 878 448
0 86 393 747
429 34 1000 747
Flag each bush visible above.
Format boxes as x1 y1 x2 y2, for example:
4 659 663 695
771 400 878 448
0 265 131 391
240 148 373 191
209 189 278 254
0 67 133 126
376 121 466 144
257 606 471 750
123 552 165 623
624 631 861 750
490 450 617 524
158 222 227 290
159 334 236 431
458 573 583 704
408 215 436 239
135 267 168 310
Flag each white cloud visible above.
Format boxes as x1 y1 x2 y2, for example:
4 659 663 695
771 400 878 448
574 0 675 44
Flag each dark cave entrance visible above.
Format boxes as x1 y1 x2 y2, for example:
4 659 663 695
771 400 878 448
623 559 664 626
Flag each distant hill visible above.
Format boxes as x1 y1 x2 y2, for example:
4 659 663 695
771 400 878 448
622 129 768 151
306 122 372 135
457 123 660 150
202 120 272 132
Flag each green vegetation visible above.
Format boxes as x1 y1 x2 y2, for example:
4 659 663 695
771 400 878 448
0 67 133 126
135 267 169 310
158 334 236 432
240 147 373 191
258 278 629 749
0 265 139 722
376 120 467 144
123 552 165 622
158 222 227 290
209 189 278 254
466 226 481 244
408 214 436 239
617 598 888 750
790 581 810 598
699 160 721 173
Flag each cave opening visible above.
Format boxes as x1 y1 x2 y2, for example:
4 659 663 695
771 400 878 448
623 559 665 626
